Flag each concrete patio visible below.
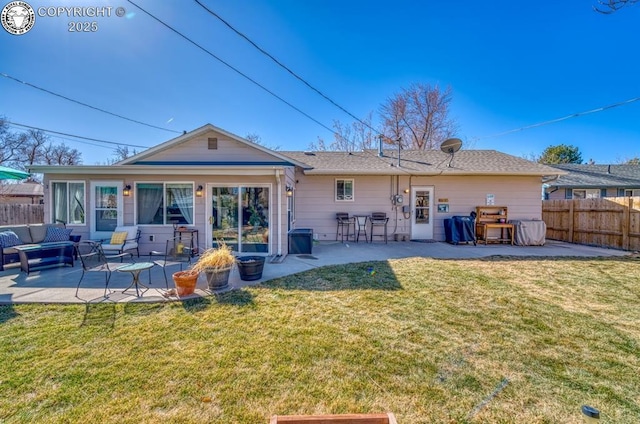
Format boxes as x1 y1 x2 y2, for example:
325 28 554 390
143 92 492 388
0 239 631 304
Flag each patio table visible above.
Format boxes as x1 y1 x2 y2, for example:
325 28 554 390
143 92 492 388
117 262 154 296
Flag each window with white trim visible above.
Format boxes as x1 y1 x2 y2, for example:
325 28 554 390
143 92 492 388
335 179 354 201
625 189 640 197
52 181 85 225
572 189 600 199
136 182 194 225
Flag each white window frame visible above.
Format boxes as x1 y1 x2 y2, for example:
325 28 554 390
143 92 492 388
134 181 195 226
624 189 640 197
335 178 354 202
572 189 600 199
50 180 86 226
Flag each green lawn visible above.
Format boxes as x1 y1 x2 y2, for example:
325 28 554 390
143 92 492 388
1 256 639 423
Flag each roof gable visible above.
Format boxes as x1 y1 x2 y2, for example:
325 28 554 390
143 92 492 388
120 123 302 167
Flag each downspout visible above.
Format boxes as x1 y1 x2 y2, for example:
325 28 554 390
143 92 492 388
275 169 282 256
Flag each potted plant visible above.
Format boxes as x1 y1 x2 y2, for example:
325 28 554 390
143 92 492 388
191 243 236 290
237 255 266 281
172 269 199 296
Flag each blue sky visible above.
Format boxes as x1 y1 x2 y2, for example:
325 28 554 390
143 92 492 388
1 0 639 165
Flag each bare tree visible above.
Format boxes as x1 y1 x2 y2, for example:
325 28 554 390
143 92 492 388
310 112 377 151
0 119 81 170
594 0 640 13
43 143 82 165
245 132 280 150
380 83 457 150
0 117 29 169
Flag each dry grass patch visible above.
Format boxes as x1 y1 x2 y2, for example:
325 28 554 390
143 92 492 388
0 257 639 423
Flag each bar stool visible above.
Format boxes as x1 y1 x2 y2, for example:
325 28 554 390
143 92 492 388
369 212 389 243
335 213 355 242
354 215 369 243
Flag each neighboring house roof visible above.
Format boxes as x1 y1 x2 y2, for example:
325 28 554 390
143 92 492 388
281 149 563 176
546 164 640 188
0 182 44 197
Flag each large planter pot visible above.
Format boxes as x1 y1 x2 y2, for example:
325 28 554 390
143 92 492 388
237 256 265 281
172 270 199 296
205 266 232 290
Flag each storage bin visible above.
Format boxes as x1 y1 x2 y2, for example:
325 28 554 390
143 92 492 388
288 228 313 254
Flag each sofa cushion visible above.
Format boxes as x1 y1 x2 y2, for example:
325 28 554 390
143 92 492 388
9 226 32 244
0 230 22 248
29 225 49 243
43 227 73 243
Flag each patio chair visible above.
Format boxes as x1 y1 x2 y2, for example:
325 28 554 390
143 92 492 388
75 241 133 298
100 226 141 258
335 212 355 242
369 212 389 243
148 237 193 289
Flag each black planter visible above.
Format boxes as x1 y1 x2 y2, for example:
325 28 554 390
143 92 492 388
237 256 265 281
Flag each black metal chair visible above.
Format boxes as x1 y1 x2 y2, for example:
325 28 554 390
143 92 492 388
148 237 193 289
75 241 133 298
335 213 355 242
369 212 389 243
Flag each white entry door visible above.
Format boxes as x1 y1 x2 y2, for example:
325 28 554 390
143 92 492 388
410 186 434 240
90 181 123 240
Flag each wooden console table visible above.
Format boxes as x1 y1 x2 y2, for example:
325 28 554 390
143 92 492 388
478 223 514 245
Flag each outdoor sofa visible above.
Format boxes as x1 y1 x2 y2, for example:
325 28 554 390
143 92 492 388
0 223 74 271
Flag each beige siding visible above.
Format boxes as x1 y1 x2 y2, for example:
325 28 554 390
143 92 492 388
43 172 290 255
140 130 280 163
293 174 543 241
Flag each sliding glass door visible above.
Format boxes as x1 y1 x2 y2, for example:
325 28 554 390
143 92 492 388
210 185 269 253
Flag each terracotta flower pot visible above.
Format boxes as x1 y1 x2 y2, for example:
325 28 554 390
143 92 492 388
172 270 199 296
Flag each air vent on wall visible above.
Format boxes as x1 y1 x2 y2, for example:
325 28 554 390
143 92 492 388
208 137 218 150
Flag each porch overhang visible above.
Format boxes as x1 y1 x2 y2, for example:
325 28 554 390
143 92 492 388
29 165 289 176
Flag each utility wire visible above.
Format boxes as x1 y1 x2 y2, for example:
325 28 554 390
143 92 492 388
476 96 640 140
1 73 181 134
126 0 336 135
7 121 150 149
193 0 379 135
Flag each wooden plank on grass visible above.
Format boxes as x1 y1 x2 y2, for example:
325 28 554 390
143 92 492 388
269 412 397 424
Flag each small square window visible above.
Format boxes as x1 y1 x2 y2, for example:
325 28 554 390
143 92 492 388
336 179 354 201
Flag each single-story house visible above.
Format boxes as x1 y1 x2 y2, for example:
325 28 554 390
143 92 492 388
544 164 640 200
0 182 44 204
29 123 563 255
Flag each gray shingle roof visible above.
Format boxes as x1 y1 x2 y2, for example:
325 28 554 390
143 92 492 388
280 149 562 176
0 183 44 196
547 164 640 188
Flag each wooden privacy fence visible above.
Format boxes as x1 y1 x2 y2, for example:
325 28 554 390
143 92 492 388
0 203 44 225
542 197 640 251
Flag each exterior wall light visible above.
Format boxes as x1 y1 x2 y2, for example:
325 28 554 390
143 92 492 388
196 185 204 197
286 185 293 197
123 185 132 196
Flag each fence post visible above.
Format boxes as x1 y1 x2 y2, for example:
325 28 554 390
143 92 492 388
568 200 574 243
622 197 631 251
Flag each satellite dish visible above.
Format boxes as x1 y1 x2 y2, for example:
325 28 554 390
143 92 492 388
440 138 463 154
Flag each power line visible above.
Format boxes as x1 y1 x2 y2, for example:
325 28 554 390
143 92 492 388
476 96 640 140
1 72 181 135
126 0 336 135
192 0 378 135
6 121 150 149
